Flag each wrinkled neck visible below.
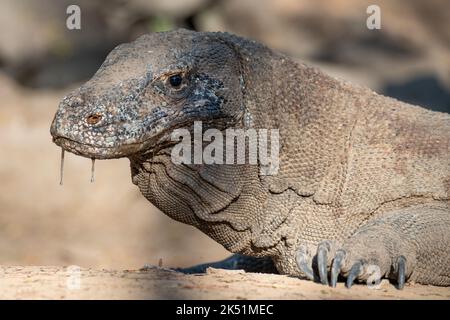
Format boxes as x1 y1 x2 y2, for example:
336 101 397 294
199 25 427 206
129 152 266 253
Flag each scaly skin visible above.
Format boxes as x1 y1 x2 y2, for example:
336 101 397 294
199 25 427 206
50 29 450 288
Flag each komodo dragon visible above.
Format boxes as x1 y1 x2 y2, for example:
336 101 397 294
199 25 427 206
50 29 450 289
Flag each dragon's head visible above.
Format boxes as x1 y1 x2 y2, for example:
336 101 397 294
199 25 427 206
50 29 246 160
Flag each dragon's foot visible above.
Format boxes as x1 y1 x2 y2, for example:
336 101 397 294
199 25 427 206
296 230 415 290
296 207 450 288
316 241 409 289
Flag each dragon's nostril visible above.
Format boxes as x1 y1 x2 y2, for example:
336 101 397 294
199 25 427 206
86 113 103 125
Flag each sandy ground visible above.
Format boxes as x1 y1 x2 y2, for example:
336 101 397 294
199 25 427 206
1 266 449 300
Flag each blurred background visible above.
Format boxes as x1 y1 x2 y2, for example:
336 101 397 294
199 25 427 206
0 0 449 270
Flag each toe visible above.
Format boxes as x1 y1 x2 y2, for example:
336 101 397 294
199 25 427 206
296 247 314 281
331 249 346 287
345 261 363 288
395 256 407 290
317 242 330 285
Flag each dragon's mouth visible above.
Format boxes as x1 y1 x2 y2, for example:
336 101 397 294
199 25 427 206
52 135 176 185
52 135 168 186
52 136 145 159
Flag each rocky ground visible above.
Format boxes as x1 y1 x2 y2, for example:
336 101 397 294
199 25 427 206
1 266 449 300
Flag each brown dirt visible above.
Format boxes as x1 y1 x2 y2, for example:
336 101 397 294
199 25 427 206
1 266 448 300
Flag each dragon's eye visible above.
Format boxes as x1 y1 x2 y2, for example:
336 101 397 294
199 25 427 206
168 74 183 88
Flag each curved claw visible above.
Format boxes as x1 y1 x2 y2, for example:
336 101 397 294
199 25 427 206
331 250 346 288
396 256 406 290
296 250 314 281
346 261 362 289
317 244 329 285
